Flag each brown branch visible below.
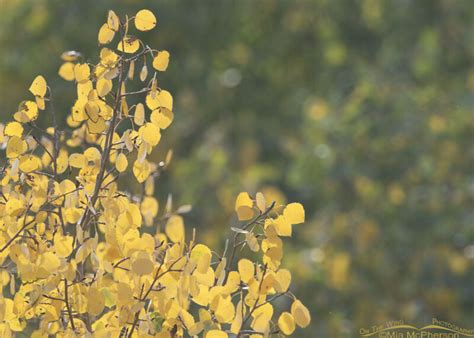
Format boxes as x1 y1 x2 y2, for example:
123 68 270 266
64 279 76 331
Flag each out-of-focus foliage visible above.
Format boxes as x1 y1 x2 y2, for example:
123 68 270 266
0 0 473 337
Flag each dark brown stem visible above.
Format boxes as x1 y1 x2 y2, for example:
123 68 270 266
64 279 76 331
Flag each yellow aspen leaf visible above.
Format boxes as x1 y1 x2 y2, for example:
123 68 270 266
205 330 228 338
117 36 140 54
53 233 74 257
235 192 254 220
74 63 90 83
141 196 159 226
278 312 296 335
214 296 235 323
260 273 277 294
14 100 39 122
133 159 151 183
230 300 244 334
180 310 196 331
107 10 120 31
35 96 45 110
134 103 145 126
153 51 170 71
4 122 23 137
128 60 135 79
274 269 291 292
150 108 173 129
190 244 212 274
58 62 75 81
165 215 185 243
146 90 173 110
87 116 107 134
19 155 41 173
98 23 115 44
69 153 86 168
139 64 148 81
121 97 129 117
291 300 311 328
151 78 157 93
274 215 292 237
29 75 47 98
223 271 240 294
256 192 266 212
131 257 154 275
134 9 157 31
87 287 105 316
238 259 254 283
283 202 305 224
96 78 113 97
245 232 259 252
6 136 27 158
56 149 69 174
251 303 273 332
5 198 25 217
139 123 161 146
115 153 128 173
38 252 61 275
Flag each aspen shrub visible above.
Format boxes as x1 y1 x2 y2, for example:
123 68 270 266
0 9 310 337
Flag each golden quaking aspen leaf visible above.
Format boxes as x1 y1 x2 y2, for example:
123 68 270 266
29 75 47 98
139 123 161 146
58 62 75 81
135 9 157 31
291 300 311 328
133 159 151 183
146 90 173 110
6 136 27 159
274 215 292 237
235 192 254 220
278 312 296 335
134 103 145 126
245 232 259 252
87 287 105 316
131 257 154 275
69 153 86 168
115 153 128 173
98 23 115 44
251 303 273 332
190 244 212 274
53 233 74 257
238 259 254 283
153 51 170 71
117 36 140 54
275 269 291 292
107 10 120 31
74 63 90 83
205 330 228 338
4 122 23 137
283 202 305 224
256 191 266 212
165 215 185 243
150 108 173 129
96 78 112 97
14 100 39 122
5 198 25 217
19 155 41 173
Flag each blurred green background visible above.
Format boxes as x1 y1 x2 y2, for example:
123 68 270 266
1 0 473 337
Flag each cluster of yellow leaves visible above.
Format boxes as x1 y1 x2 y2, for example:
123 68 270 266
0 9 310 338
